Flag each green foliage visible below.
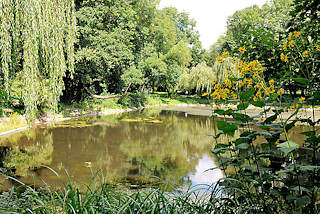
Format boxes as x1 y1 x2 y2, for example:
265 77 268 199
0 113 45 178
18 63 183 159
211 41 320 213
117 92 147 108
64 1 204 102
0 0 76 121
178 62 214 93
219 0 294 82
0 170 218 213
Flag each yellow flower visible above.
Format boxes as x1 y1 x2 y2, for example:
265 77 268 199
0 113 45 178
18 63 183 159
290 105 295 110
238 47 246 53
293 31 301 38
202 92 209 96
296 103 299 108
284 56 288 63
316 45 320 51
277 88 284 96
302 50 308 57
269 80 275 85
231 93 238 99
253 96 258 102
258 118 264 122
238 81 244 87
289 40 294 49
214 83 221 90
214 106 220 110
216 56 224 64
281 53 289 62
283 107 287 111
288 32 292 40
283 42 287 50
222 51 230 58
211 77 217 84
299 97 305 103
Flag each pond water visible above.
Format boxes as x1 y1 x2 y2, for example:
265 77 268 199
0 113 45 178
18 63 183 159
0 107 225 190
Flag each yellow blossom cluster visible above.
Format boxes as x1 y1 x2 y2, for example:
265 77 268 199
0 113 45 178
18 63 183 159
280 52 288 63
216 56 224 64
238 47 246 53
302 50 308 57
210 47 276 102
222 51 230 58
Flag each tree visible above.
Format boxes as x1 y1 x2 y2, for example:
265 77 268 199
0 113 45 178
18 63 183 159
0 0 76 120
221 0 293 82
287 0 320 40
64 0 160 101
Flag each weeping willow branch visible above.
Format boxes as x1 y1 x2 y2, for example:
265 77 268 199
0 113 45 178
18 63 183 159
0 0 76 122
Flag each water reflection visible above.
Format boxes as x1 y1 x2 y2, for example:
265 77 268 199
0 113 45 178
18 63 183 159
0 108 224 189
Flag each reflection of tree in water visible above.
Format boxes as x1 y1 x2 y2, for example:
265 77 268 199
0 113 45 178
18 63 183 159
111 109 220 185
0 129 53 177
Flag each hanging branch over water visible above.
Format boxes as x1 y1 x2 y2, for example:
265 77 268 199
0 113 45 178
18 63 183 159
0 0 76 121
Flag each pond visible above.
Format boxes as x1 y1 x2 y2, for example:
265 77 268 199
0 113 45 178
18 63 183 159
0 106 225 191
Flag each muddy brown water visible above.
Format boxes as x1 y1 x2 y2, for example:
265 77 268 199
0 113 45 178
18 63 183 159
0 106 314 191
0 107 225 190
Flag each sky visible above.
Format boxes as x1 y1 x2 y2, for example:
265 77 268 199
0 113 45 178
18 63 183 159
159 0 267 50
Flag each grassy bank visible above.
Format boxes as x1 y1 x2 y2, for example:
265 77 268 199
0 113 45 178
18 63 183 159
59 93 210 117
0 93 209 134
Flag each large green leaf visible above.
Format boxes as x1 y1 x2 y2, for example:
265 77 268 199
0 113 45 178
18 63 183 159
236 143 250 150
264 114 278 124
250 100 265 107
296 195 311 208
232 113 252 123
217 120 238 137
292 77 309 86
240 89 255 101
277 141 299 155
237 102 249 110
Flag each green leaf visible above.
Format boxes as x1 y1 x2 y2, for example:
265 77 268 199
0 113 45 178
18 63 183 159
236 143 250 150
296 195 311 207
277 141 299 155
292 77 309 86
285 120 297 132
240 89 255 101
264 114 277 124
297 165 320 171
237 102 249 110
232 113 252 122
217 120 238 137
212 143 230 154
213 109 234 116
300 131 316 137
250 100 265 107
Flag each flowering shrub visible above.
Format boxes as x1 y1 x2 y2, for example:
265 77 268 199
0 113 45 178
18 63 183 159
207 41 320 213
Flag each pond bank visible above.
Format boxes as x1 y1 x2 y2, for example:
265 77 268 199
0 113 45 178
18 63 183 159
1 103 320 137
0 103 211 137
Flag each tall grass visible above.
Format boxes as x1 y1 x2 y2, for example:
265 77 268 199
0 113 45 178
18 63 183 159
0 167 221 213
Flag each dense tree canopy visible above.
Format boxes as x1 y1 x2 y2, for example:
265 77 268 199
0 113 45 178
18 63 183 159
0 0 76 120
62 0 205 101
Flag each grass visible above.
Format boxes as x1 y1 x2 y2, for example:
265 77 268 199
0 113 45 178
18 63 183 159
0 168 220 213
59 92 210 116
0 112 27 134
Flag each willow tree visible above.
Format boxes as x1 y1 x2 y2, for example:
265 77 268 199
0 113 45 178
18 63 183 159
0 0 76 121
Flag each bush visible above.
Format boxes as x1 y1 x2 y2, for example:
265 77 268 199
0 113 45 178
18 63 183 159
117 92 147 108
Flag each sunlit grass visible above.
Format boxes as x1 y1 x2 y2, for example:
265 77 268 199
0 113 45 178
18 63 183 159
0 168 220 213
0 113 27 134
